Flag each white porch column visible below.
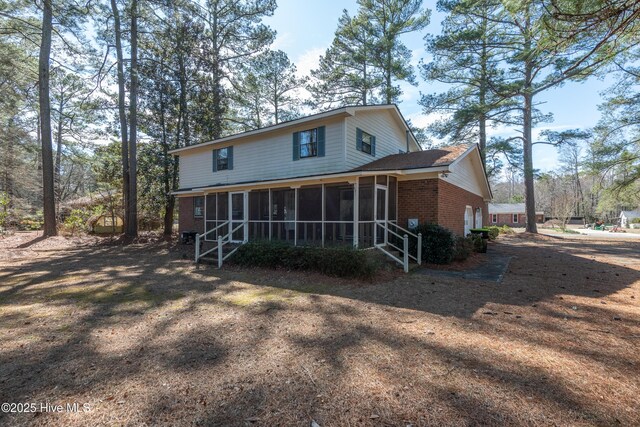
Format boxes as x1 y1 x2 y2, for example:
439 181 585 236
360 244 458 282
353 178 359 248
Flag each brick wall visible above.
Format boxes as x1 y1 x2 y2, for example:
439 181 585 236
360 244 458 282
397 179 439 230
490 213 530 227
437 179 487 236
397 178 488 236
178 196 204 234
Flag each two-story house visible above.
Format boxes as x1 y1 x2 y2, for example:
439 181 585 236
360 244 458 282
171 104 491 265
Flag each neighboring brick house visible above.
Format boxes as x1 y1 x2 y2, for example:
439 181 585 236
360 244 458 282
171 105 492 267
488 203 544 227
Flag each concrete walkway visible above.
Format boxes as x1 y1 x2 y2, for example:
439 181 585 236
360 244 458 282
416 253 512 283
575 229 640 240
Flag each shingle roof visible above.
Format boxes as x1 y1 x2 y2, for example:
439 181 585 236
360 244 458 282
620 210 640 218
489 203 525 214
351 145 470 172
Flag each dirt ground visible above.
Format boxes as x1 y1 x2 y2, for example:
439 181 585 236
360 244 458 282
0 231 638 426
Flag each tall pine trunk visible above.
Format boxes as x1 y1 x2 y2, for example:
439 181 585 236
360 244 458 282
478 4 488 166
54 95 63 206
38 0 56 236
127 0 138 237
522 7 537 233
111 0 129 232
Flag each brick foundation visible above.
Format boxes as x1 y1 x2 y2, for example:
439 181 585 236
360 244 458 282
398 178 488 236
178 196 204 235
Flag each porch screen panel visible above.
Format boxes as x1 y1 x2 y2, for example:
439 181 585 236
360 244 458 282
297 185 322 246
388 176 397 222
325 182 354 246
271 188 295 243
205 194 218 240
358 177 374 247
206 195 216 221
249 190 269 240
216 192 229 238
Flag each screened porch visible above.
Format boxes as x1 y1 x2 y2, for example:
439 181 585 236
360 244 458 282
202 175 398 248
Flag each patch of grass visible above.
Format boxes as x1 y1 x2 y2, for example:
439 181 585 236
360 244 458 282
48 283 182 306
551 227 579 234
220 286 300 307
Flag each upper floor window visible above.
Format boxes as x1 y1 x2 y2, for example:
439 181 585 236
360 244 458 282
356 128 376 156
217 148 229 170
194 196 204 218
300 128 318 158
293 126 325 160
212 146 233 172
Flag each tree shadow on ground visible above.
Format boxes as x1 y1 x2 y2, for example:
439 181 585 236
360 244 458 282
196 235 640 319
0 235 638 426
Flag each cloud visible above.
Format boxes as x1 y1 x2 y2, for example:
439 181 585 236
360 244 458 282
406 111 448 128
294 47 325 78
271 32 294 51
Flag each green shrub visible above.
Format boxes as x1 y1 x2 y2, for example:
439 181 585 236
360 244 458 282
410 223 456 265
229 240 380 279
469 233 487 253
487 226 500 240
63 209 88 236
500 225 514 235
0 191 8 232
453 236 473 261
19 211 44 231
631 217 640 224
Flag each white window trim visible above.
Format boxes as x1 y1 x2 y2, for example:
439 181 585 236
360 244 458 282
513 213 518 223
492 214 497 224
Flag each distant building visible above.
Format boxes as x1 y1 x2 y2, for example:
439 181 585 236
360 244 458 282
488 203 544 226
619 210 640 228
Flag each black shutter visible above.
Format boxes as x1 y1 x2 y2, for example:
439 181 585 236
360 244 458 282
317 126 325 157
293 132 300 161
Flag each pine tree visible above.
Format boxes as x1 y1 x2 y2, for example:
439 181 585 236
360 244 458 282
309 10 383 109
359 0 430 104
231 50 307 129
420 0 515 170
197 0 276 139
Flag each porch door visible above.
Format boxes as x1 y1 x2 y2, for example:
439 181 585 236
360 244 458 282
229 192 248 242
464 206 473 236
375 185 388 246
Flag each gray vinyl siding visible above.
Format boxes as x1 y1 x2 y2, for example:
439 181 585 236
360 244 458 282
345 109 415 170
179 118 345 189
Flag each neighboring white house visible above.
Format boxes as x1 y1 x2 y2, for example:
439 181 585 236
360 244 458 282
619 210 640 228
170 104 492 267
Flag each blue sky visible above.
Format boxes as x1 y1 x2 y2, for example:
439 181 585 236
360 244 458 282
263 0 613 173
